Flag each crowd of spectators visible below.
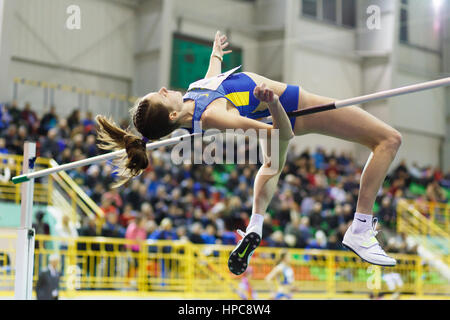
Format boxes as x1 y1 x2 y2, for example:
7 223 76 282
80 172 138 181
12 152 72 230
1 101 449 255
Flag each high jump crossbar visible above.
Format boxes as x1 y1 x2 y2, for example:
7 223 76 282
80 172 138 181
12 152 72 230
12 132 203 184
264 76 450 121
12 76 450 184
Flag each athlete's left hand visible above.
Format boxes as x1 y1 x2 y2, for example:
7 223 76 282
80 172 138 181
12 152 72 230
212 30 232 59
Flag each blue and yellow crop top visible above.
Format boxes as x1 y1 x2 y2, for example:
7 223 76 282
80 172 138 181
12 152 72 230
182 66 299 133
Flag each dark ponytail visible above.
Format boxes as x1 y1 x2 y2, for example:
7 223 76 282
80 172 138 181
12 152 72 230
96 115 149 187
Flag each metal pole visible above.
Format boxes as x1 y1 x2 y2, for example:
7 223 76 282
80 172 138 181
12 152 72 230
262 77 450 122
334 77 450 109
14 141 36 300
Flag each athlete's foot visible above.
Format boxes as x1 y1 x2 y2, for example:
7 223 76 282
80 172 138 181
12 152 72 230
342 217 396 267
228 229 261 275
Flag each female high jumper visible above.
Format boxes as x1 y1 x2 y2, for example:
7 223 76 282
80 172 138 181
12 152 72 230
265 250 295 300
95 31 400 275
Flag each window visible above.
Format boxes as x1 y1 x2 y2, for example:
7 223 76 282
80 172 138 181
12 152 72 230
302 0 317 18
302 0 356 28
400 0 409 43
323 0 337 23
170 33 243 90
342 0 356 27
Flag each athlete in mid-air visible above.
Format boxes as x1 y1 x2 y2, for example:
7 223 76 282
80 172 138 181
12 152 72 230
95 30 401 275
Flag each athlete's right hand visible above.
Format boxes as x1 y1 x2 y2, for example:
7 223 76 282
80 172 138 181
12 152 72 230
255 84 294 141
253 83 279 105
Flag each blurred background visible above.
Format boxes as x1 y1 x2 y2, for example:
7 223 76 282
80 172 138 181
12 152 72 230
0 0 449 300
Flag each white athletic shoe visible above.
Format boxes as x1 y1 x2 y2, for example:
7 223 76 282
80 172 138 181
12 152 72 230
342 217 396 267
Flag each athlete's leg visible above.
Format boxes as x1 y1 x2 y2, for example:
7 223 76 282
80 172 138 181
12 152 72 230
228 137 290 275
252 138 290 214
228 84 293 276
294 89 402 216
295 89 400 266
243 73 401 219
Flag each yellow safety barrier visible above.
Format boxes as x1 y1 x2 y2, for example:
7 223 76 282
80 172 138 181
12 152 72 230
404 200 450 233
397 199 449 238
0 234 448 299
13 77 138 104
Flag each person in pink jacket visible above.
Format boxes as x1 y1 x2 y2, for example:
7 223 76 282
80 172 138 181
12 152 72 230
125 215 148 252
125 215 148 280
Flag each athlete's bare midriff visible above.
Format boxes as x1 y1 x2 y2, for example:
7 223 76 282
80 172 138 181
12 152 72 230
207 72 293 115
242 72 288 98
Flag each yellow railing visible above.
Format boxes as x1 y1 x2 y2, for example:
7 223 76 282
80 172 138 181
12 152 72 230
397 199 449 238
13 77 138 104
0 234 448 299
405 200 450 233
0 156 51 204
0 154 104 224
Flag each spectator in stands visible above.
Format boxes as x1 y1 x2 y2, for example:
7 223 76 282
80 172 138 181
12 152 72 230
55 118 70 140
85 165 101 190
0 137 8 154
176 226 189 242
101 212 125 239
70 166 86 186
0 104 12 130
55 214 78 276
7 100 21 125
140 202 155 220
39 105 58 135
148 218 177 240
123 180 142 211
119 204 137 228
125 215 147 252
306 230 327 250
101 213 125 278
100 197 119 221
342 203 354 224
275 199 292 228
84 135 98 158
378 196 395 228
326 234 341 250
21 102 38 133
33 211 50 249
426 180 447 203
90 182 105 204
226 170 240 192
201 224 218 244
55 214 78 242
325 207 340 232
193 189 211 213
67 109 80 130
15 125 28 154
77 216 98 238
309 202 324 230
82 111 96 134
4 124 21 155
103 187 123 209
284 212 305 248
40 128 60 160
189 222 205 244
266 230 287 248
76 216 100 278
167 204 187 228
